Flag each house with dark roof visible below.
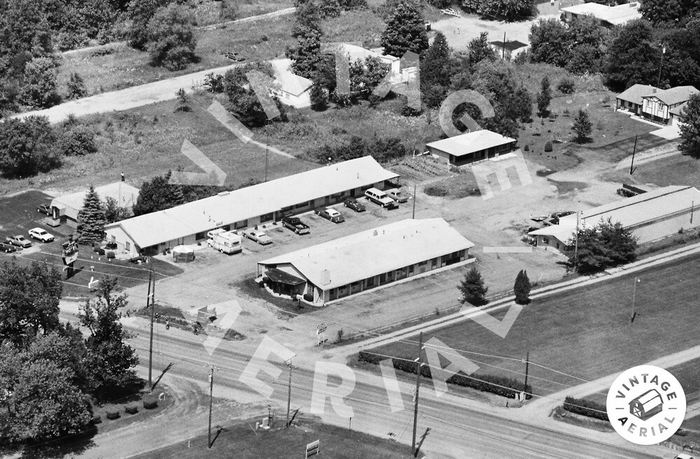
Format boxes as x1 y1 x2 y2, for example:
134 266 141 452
616 84 659 115
641 86 699 124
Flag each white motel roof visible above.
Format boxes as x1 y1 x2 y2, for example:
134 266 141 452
561 2 642 26
426 130 516 157
105 156 398 249
529 186 700 243
51 182 140 221
259 218 474 291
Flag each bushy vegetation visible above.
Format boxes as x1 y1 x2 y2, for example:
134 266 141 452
462 0 535 21
563 396 609 421
569 218 638 274
358 351 532 399
311 136 407 163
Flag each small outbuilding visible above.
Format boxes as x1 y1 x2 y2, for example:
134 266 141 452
426 130 517 167
172 245 195 263
50 181 139 223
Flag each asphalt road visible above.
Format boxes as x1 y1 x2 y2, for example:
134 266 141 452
106 322 659 459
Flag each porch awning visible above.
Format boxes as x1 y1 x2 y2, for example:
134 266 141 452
265 268 306 286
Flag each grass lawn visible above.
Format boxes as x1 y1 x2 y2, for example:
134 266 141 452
0 92 318 196
602 150 700 189
58 15 296 96
519 90 659 173
139 417 416 459
366 254 700 396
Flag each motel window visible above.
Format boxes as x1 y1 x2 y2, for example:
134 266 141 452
235 220 247 229
396 267 407 280
338 286 349 297
386 271 395 282
195 232 206 240
379 273 386 284
260 212 273 222
366 276 375 288
351 281 362 293
126 241 130 251
431 258 438 269
329 289 337 301
543 237 549 244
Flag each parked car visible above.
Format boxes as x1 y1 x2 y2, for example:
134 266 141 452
6 235 31 248
129 255 147 264
28 227 55 242
385 188 409 204
364 188 398 209
0 242 18 253
343 198 365 212
243 229 272 245
282 216 310 235
36 204 51 216
315 207 345 223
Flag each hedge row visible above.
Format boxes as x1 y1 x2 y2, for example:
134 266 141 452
358 351 531 399
563 396 609 421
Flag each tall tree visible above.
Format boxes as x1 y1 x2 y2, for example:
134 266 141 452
639 0 700 26
458 266 489 306
421 31 451 108
604 19 658 91
380 0 428 58
572 109 592 143
147 4 198 71
18 57 61 109
466 32 496 68
529 18 569 68
79 277 139 399
126 0 169 50
0 261 62 347
133 171 186 216
0 116 61 178
679 93 700 158
286 25 323 79
513 269 531 305
463 0 535 22
66 72 87 100
537 76 551 118
569 219 638 274
77 186 107 245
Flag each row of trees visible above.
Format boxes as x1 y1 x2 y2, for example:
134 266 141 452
458 266 532 306
0 116 97 178
0 263 138 444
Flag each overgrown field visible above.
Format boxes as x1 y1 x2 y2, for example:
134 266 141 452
362 254 700 397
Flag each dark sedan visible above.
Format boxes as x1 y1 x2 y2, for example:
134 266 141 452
343 198 366 212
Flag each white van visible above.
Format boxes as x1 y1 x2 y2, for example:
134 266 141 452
208 230 242 254
364 187 398 209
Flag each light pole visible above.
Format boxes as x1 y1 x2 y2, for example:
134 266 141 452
657 45 666 86
411 332 424 457
630 277 641 323
285 359 293 428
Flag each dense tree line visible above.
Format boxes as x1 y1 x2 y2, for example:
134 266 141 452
462 0 535 22
0 116 98 178
568 219 638 274
310 136 407 163
0 262 138 445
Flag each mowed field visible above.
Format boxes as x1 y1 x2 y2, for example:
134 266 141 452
368 254 700 396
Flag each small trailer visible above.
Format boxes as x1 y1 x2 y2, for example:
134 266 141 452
207 230 242 255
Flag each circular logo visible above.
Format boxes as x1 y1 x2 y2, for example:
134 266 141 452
606 365 686 445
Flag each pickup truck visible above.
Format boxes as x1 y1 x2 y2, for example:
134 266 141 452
6 235 32 248
282 216 310 235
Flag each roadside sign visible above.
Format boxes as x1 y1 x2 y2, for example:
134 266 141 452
305 440 320 458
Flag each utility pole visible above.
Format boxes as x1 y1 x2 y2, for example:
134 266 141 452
264 147 269 182
630 277 641 323
208 367 214 448
573 210 580 270
286 359 293 428
411 183 417 219
629 135 638 175
147 267 154 390
502 31 506 60
411 332 423 457
657 45 666 86
691 200 695 224
523 351 530 395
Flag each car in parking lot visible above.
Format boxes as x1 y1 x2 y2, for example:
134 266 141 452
385 188 409 204
315 207 345 223
243 229 272 245
282 216 310 235
36 204 52 216
6 235 32 248
364 188 398 209
28 227 55 242
0 242 19 253
343 198 365 212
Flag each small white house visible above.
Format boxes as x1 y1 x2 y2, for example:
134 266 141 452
269 58 314 109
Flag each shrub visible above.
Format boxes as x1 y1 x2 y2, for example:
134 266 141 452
57 124 98 156
91 415 102 425
143 397 158 410
359 351 531 398
106 410 120 420
106 251 116 259
563 396 608 421
523 144 529 151
544 141 553 152
203 73 225 93
424 185 449 197
557 78 575 95
125 405 138 415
